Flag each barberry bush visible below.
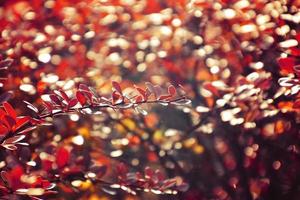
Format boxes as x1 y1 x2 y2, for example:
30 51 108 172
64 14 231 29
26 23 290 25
0 0 300 200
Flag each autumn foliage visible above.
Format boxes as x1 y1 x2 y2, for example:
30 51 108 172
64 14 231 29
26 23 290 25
0 0 300 200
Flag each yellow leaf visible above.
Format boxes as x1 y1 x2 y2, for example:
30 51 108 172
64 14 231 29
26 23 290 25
193 144 204 154
78 127 90 138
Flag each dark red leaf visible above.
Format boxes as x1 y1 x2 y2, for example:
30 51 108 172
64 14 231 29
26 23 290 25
3 102 16 119
81 90 93 103
59 90 70 102
135 95 143 103
13 116 30 131
295 33 300 42
43 101 53 112
293 99 300 108
112 81 122 94
49 94 62 105
135 86 147 101
155 169 164 182
112 91 122 104
0 124 9 135
76 91 86 106
145 167 154 179
79 83 90 91
278 57 295 73
3 115 16 129
289 47 300 56
56 147 69 168
9 166 24 185
68 98 78 108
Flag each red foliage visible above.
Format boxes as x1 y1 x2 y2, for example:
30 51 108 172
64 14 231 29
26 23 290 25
0 1 300 200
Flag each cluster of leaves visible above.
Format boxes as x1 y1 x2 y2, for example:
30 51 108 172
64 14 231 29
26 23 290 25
0 61 189 198
113 164 188 195
0 166 56 198
278 32 300 108
38 81 189 118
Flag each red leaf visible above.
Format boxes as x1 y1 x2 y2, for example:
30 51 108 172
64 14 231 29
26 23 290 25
79 83 90 91
155 169 165 182
145 166 154 179
278 57 295 73
56 147 69 168
49 94 62 105
168 85 176 96
42 159 53 172
112 81 122 94
289 47 300 56
3 102 16 119
58 90 70 102
76 91 86 106
135 86 147 101
13 116 30 131
295 33 300 42
0 124 9 135
81 90 93 103
112 91 122 104
135 95 143 103
43 101 53 112
9 166 24 188
3 115 15 129
68 98 78 108
144 0 162 14
293 99 300 108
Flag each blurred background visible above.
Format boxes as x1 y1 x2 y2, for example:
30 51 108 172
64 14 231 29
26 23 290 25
0 0 300 199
